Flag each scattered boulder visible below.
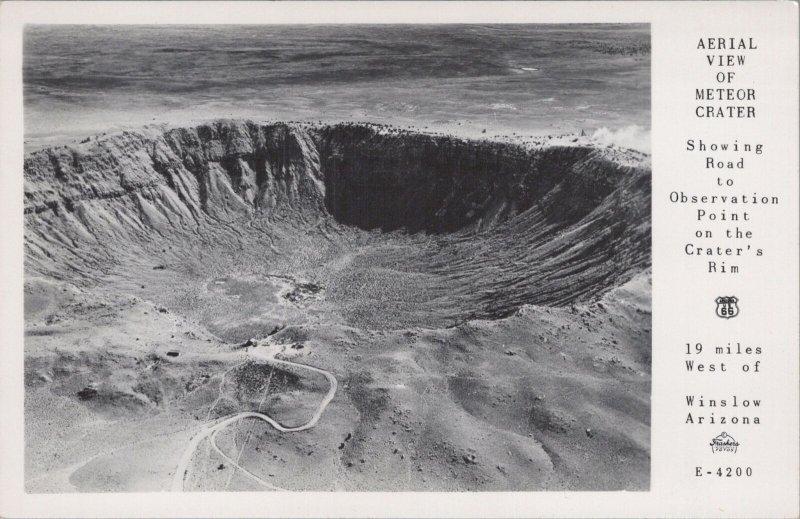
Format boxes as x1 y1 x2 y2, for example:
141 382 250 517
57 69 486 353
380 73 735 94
283 283 323 304
237 338 258 349
77 384 98 400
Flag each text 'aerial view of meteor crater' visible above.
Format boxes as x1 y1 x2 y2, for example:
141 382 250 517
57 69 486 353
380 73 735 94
23 24 651 492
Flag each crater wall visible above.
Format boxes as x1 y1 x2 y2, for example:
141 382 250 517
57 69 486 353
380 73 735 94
24 120 651 317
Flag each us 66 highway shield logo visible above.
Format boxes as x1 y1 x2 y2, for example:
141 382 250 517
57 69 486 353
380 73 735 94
715 296 739 319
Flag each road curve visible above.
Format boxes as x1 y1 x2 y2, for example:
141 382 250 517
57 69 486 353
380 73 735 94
171 347 337 492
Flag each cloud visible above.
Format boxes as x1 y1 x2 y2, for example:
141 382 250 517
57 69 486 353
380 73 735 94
591 125 650 152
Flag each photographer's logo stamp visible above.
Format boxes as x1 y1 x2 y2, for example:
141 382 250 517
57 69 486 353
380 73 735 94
710 432 740 453
715 296 739 319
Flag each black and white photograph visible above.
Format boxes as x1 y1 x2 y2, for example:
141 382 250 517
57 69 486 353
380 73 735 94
22 23 652 493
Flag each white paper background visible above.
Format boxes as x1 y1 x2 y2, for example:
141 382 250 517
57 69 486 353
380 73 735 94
1 2 797 517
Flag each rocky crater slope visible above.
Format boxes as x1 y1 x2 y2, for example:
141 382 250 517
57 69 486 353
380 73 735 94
24 121 651 492
25 121 650 325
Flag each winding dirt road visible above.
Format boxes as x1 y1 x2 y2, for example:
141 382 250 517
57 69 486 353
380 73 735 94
171 346 337 492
